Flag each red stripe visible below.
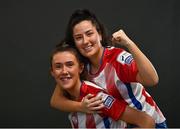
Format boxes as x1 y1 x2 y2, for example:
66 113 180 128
86 114 96 128
142 89 155 106
104 63 122 99
71 112 78 128
142 89 159 111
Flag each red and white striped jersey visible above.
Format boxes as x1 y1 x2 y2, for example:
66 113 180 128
68 81 127 128
87 47 166 125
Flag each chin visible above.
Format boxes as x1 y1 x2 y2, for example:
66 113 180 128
65 84 76 90
84 51 96 57
62 85 72 90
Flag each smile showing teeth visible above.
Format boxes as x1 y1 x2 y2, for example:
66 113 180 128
60 77 71 81
84 45 92 51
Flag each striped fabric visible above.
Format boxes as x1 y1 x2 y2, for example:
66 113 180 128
68 81 127 128
87 47 166 127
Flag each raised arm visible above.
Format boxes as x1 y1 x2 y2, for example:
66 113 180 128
112 29 159 86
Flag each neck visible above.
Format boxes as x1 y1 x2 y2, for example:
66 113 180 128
67 80 81 100
89 46 104 74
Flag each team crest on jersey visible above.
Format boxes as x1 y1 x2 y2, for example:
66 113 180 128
97 92 115 109
117 51 133 65
104 96 114 109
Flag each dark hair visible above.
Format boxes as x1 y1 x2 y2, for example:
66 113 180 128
65 9 110 47
50 40 85 71
50 41 87 100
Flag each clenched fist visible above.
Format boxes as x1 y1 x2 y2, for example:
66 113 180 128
112 29 133 47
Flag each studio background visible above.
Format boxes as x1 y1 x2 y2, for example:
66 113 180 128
0 0 179 127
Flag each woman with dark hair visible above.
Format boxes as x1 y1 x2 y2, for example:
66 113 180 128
50 43 154 128
51 9 167 128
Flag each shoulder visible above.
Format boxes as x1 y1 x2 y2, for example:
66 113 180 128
105 46 131 63
105 46 124 54
83 81 103 90
81 81 105 96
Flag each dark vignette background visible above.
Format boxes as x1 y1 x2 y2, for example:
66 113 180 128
0 0 179 127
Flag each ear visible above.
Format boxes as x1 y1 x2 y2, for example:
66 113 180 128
99 34 102 42
79 63 84 74
50 68 55 77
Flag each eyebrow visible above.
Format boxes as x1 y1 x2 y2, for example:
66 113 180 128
54 62 61 65
54 60 74 65
74 29 93 36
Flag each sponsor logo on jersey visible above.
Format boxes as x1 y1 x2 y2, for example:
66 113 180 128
104 96 114 109
97 92 114 109
117 51 133 65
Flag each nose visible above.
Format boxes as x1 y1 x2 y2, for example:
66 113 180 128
61 66 68 75
83 35 89 45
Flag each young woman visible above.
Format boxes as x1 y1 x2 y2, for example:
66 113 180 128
50 43 155 128
51 9 167 128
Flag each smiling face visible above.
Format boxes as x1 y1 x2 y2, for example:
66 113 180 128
51 51 83 92
73 20 103 59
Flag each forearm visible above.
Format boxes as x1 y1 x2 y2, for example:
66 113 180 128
112 29 158 86
98 91 155 127
119 106 155 128
50 85 83 112
126 41 159 86
96 92 155 128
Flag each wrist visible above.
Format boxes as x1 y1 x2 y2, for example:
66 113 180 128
125 40 136 50
76 101 84 112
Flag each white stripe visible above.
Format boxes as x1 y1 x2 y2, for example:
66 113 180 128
93 114 104 128
114 72 133 104
110 119 127 128
130 82 144 108
142 100 166 123
68 113 74 128
84 81 104 90
77 112 86 127
88 70 107 90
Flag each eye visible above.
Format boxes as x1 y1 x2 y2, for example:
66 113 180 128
75 36 82 41
55 63 62 69
66 61 74 67
87 31 93 36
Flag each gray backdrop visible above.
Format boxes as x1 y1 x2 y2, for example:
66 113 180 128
0 0 179 127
